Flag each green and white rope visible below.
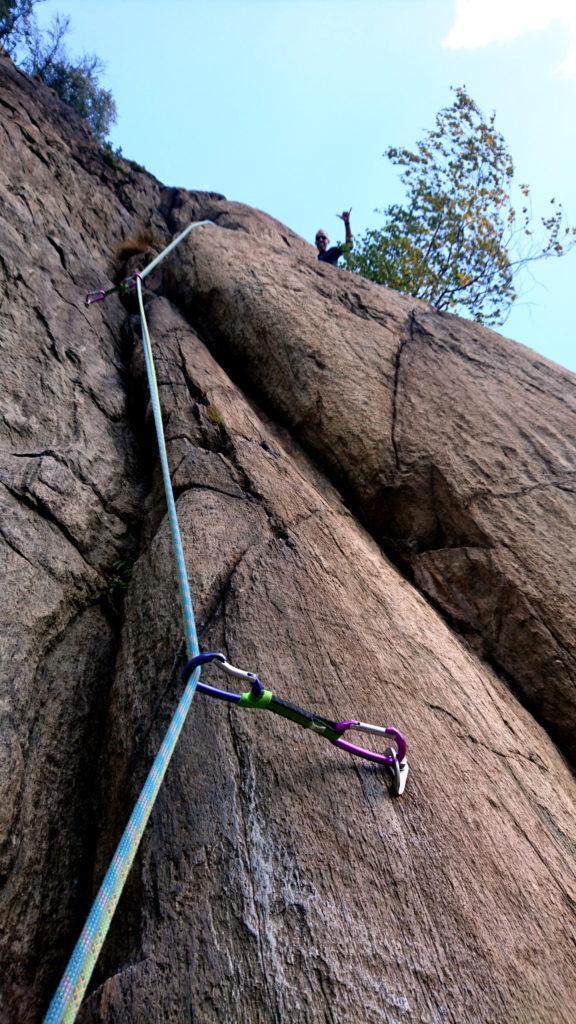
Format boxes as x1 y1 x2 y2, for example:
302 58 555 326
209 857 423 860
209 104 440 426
44 220 213 1024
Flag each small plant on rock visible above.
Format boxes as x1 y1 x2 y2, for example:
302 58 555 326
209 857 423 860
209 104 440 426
114 228 160 263
205 405 225 428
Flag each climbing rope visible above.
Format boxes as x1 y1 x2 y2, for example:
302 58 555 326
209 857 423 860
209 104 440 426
44 219 409 1024
44 219 213 1024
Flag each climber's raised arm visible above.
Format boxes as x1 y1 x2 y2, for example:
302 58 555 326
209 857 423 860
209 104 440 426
338 209 353 248
315 208 352 266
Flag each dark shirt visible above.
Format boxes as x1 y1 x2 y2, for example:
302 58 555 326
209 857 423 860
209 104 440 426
318 245 343 265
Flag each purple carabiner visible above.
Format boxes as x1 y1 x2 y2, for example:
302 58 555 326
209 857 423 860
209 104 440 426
181 651 265 704
85 274 139 308
122 272 140 291
85 289 107 307
332 720 407 767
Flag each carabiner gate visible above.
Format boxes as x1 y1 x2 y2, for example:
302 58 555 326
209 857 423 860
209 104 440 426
332 720 409 796
182 651 266 702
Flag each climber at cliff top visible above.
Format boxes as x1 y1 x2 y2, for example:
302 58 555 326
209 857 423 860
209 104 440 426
315 209 352 264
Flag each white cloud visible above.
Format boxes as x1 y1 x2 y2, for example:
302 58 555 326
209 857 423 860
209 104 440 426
442 0 576 78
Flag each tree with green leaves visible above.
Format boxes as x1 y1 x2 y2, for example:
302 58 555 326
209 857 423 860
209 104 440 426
345 87 575 326
0 0 34 55
22 14 117 142
1 2 116 143
40 52 116 142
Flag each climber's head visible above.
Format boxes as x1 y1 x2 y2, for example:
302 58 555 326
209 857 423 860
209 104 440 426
315 229 329 254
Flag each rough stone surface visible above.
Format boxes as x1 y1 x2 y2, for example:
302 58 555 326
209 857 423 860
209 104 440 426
1 53 576 1024
166 213 576 761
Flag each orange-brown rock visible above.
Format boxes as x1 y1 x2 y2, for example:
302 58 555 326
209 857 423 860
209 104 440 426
0 51 575 1024
166 214 576 762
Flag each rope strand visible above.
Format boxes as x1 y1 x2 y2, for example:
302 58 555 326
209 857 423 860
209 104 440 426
44 221 213 1024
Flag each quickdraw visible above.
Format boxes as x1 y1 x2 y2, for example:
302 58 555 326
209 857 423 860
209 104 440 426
85 273 138 306
184 652 409 796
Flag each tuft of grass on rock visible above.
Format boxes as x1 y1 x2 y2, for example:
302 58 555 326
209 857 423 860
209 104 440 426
205 404 225 427
114 228 159 263
102 142 124 171
106 558 132 600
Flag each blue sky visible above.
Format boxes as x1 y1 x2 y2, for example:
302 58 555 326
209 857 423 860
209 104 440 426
37 0 576 372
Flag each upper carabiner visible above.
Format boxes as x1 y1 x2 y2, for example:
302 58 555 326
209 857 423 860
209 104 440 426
181 651 267 704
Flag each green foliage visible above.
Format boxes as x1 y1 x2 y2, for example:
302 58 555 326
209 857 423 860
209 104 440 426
22 14 117 142
2 4 117 143
41 54 116 142
345 86 576 326
105 558 132 615
0 0 34 55
102 141 123 171
107 559 131 592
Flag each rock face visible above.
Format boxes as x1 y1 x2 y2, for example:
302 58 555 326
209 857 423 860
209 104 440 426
165 214 576 763
0 53 575 1024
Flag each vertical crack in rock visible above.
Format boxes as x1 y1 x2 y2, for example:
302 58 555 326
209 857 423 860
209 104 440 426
3 50 576 1024
390 309 417 473
227 710 283 1024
